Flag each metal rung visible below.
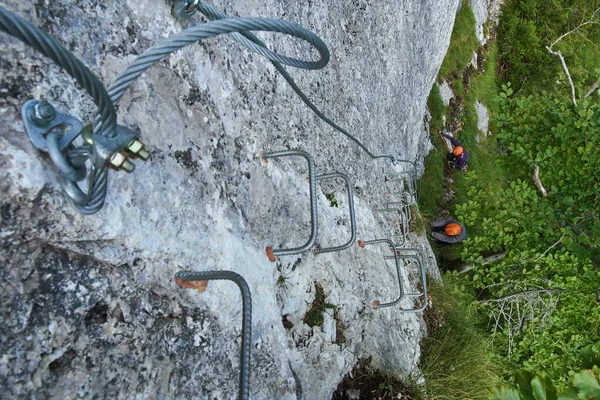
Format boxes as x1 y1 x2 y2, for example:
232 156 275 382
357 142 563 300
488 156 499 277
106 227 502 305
174 270 252 400
357 238 407 310
314 172 356 255
382 247 428 312
261 149 317 262
387 174 416 205
373 204 409 247
393 159 418 203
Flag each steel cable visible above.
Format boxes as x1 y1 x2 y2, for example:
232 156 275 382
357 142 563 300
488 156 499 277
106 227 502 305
195 1 398 163
0 6 114 214
0 5 117 139
106 17 329 105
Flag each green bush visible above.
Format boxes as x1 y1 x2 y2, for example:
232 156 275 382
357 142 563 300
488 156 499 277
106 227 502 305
497 0 600 96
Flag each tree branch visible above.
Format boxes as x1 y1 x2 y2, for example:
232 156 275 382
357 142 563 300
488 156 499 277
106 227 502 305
583 79 598 99
459 252 506 274
546 7 600 107
481 287 564 304
546 46 578 107
534 235 566 262
532 165 548 197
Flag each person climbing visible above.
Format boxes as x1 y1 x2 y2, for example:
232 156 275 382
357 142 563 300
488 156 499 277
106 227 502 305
441 132 469 170
430 218 467 244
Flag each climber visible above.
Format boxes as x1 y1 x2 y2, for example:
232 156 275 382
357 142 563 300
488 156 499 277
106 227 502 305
441 132 469 170
430 218 467 244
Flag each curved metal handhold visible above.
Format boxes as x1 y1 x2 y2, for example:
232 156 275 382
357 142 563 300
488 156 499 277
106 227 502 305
392 159 418 203
383 248 428 312
374 205 408 247
262 149 317 260
175 270 252 400
358 239 405 309
314 172 356 255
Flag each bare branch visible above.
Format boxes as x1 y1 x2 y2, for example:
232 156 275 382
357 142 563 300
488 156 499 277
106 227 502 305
532 165 548 197
546 46 578 106
481 287 564 304
546 7 600 107
534 235 566 262
459 252 506 274
583 80 598 99
549 7 600 49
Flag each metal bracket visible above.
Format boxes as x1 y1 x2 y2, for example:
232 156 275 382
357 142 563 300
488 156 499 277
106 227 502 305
262 149 318 262
21 100 83 152
21 100 149 210
313 172 356 255
175 270 252 400
374 199 410 247
357 238 406 310
383 247 428 312
172 0 199 19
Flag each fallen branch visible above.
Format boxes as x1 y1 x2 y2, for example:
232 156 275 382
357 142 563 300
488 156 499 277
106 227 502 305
532 165 548 197
583 79 598 99
459 252 506 274
481 287 564 304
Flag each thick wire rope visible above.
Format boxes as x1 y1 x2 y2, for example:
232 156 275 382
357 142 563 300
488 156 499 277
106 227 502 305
195 1 398 163
0 6 116 139
0 8 330 214
105 17 329 104
0 6 114 214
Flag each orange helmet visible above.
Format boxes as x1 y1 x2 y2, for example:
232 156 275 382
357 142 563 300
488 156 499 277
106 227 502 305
445 223 462 236
453 146 464 157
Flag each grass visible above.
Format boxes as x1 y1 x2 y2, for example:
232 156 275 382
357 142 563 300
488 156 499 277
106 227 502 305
427 83 448 133
438 1 480 79
470 43 501 115
418 278 509 399
303 281 336 327
409 205 426 236
417 139 447 219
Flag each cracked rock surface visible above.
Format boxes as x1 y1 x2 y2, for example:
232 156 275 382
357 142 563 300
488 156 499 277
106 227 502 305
1 0 458 398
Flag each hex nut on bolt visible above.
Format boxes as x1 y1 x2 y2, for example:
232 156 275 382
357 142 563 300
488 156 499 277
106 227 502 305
30 101 56 127
125 139 150 160
110 152 135 172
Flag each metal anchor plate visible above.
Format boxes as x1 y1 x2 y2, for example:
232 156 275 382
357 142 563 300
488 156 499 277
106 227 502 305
21 100 84 152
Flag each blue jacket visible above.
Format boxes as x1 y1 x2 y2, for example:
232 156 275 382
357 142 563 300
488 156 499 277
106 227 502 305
443 133 469 169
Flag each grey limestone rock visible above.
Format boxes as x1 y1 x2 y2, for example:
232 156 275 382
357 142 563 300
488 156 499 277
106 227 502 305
1 0 458 398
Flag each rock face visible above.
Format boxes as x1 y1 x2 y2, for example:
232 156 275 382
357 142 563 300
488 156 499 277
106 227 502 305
0 0 459 399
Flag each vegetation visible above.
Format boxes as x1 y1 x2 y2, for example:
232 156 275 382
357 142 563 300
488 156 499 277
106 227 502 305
418 0 600 397
419 279 507 399
455 88 600 390
332 358 417 399
303 281 336 327
438 1 481 79
497 0 600 97
490 343 600 398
